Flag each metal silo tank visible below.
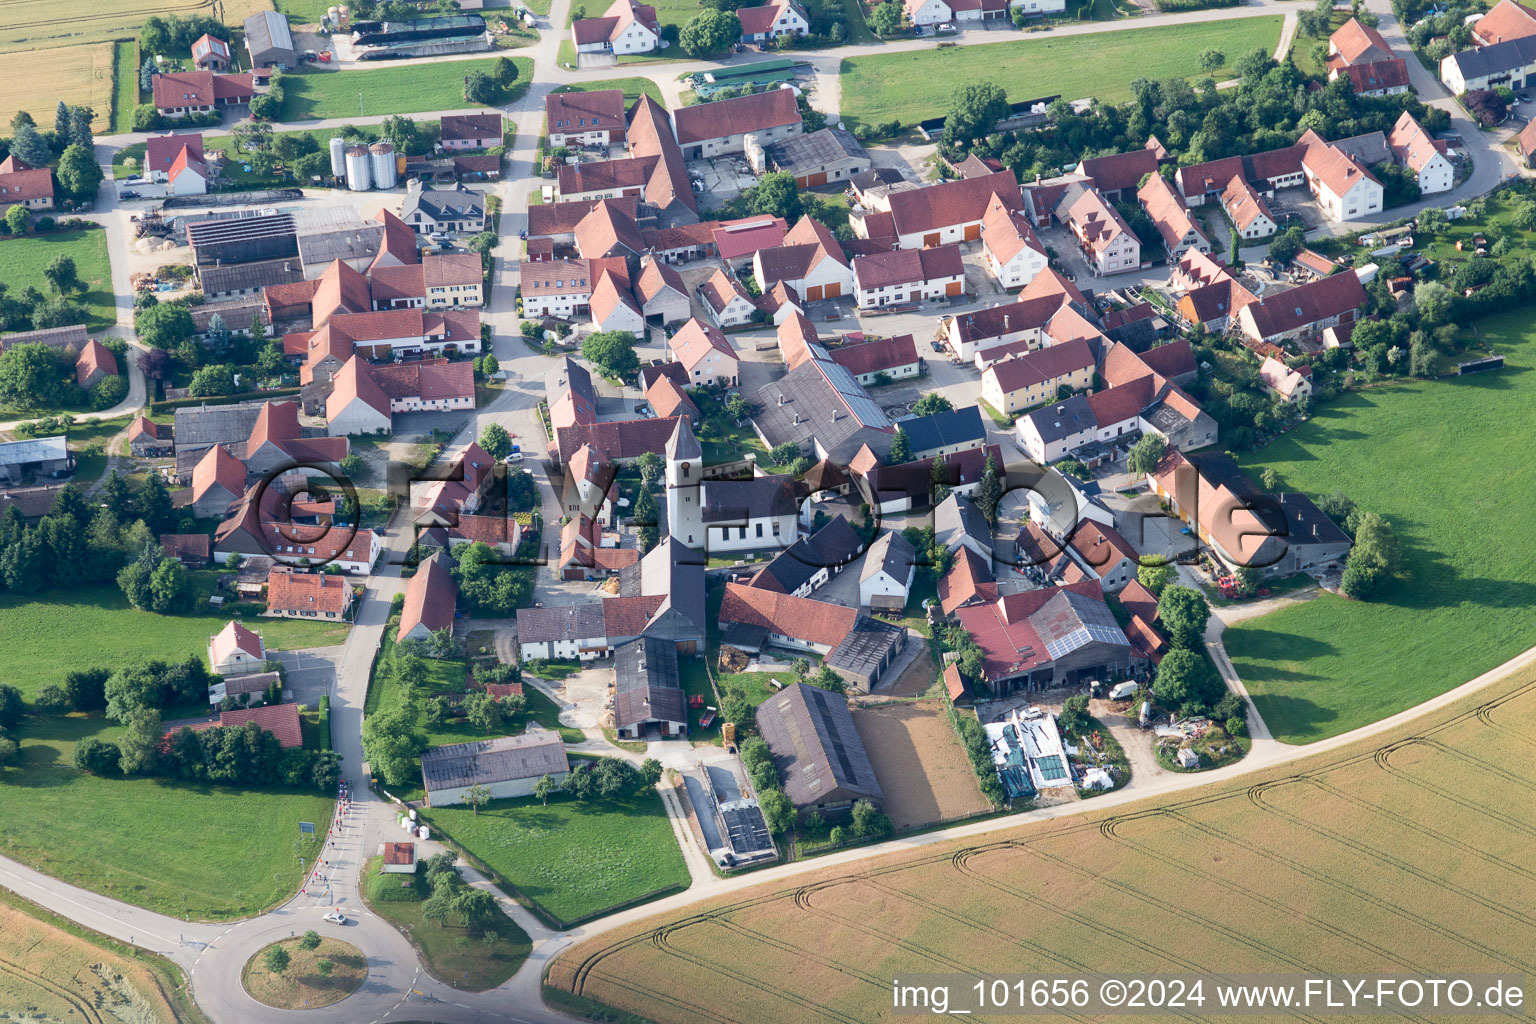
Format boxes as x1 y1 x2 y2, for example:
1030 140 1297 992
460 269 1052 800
328 137 346 178
370 141 397 189
345 146 372 191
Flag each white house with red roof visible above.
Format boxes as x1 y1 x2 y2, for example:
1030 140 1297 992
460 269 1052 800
851 244 965 309
572 0 661 56
145 134 211 195
980 194 1049 289
1259 356 1314 403
672 89 803 160
735 0 810 41
1298 131 1382 222
698 270 758 329
151 70 254 118
669 317 740 386
1386 111 1454 195
0 155 55 214
589 270 646 337
208 621 266 678
1057 186 1140 275
752 216 853 301
521 258 593 319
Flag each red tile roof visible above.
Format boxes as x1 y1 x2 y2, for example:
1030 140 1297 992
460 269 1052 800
192 444 247 504
938 544 997 615
828 334 918 377
1329 16 1395 64
853 244 963 290
1077 147 1159 193
152 70 253 109
440 113 504 143
0 160 54 204
672 89 801 145
984 337 1095 395
602 593 665 637
146 134 205 176
980 194 1044 266
74 340 117 387
719 583 858 648
884 170 1021 238
266 566 352 616
161 532 211 561
399 552 457 640
327 356 393 420
1338 58 1410 93
698 269 753 317
218 702 302 748
528 197 639 238
211 620 264 663
1473 0 1536 44
712 217 788 261
373 208 420 268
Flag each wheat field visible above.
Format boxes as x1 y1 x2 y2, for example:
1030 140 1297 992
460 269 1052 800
549 674 1536 1024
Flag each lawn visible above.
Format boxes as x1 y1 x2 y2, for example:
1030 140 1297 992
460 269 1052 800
242 935 365 1008
838 16 1283 127
1224 308 1536 743
0 710 330 920
0 228 116 330
111 39 140 134
0 585 351 699
424 790 689 927
362 856 531 990
276 58 533 121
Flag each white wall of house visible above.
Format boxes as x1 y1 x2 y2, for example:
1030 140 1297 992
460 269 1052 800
612 20 659 52
945 320 1045 362
523 290 592 319
327 399 392 436
908 0 952 24
981 364 1092 415
1314 177 1383 221
859 566 913 609
686 122 802 159
984 243 1049 290
593 302 646 338
430 771 570 806
1414 153 1454 194
1016 416 1094 464
705 512 794 552
519 637 608 662
854 272 962 309
707 296 757 329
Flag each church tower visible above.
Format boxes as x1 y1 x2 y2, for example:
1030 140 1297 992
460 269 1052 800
664 417 704 551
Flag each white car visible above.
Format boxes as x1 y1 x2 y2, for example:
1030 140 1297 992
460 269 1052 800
323 910 347 924
503 452 524 463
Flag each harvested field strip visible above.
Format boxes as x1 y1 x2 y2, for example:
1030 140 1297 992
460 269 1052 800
0 42 115 127
550 676 1536 1024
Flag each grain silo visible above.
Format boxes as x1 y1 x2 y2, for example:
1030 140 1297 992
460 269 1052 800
345 146 371 191
328 137 346 179
369 141 397 189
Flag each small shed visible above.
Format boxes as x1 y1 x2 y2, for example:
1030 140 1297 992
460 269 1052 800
1176 747 1200 769
381 841 418 874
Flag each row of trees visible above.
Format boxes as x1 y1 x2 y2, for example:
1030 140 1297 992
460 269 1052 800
0 262 94 340
1149 585 1248 734
0 479 181 598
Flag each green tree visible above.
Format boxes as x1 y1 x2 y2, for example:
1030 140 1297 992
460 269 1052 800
482 353 499 377
361 707 427 786
1058 694 1091 735
462 691 503 733
849 798 892 838
1266 225 1306 264
135 302 195 349
140 57 156 92
887 426 912 464
769 441 802 467
91 374 129 411
316 959 334 977
680 9 743 57
1414 280 1452 326
1259 467 1279 490
757 787 795 834
1137 556 1175 595
870 0 903 34
9 122 50 170
1157 585 1210 648
974 454 1002 526
43 255 81 295
632 485 659 553
1197 49 1226 71
635 451 664 485
464 782 491 815
1153 647 1224 715
423 878 456 927
638 757 662 788
929 454 951 505
1126 433 1166 476
263 946 291 974
451 887 501 933
5 204 31 236
463 70 498 104
746 171 803 222
34 683 71 716
943 80 1009 150
582 330 640 379
0 343 69 408
56 144 103 202
73 737 121 775
117 707 163 775
298 929 321 951
189 363 235 396
495 55 519 87
911 392 953 416
479 422 512 460
147 556 189 613
533 773 559 806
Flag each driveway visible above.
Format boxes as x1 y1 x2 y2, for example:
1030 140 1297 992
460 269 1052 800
269 644 343 707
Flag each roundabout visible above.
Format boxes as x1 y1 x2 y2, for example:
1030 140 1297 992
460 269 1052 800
241 933 367 1010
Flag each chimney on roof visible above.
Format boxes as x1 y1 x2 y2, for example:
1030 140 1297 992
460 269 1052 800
1313 523 1318 538
777 393 785 406
793 412 800 425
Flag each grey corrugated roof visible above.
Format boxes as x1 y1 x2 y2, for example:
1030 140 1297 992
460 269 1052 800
613 636 687 730
826 616 905 678
766 127 868 175
748 357 893 465
0 435 68 467
244 10 295 59
934 492 992 553
754 682 882 809
173 402 266 451
420 730 569 792
297 223 385 268
199 258 306 296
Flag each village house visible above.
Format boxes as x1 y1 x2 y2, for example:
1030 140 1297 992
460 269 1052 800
151 70 255 118
979 337 1096 416
213 485 383 573
1387 111 1454 195
851 244 965 308
719 585 907 691
0 156 54 214
1440 35 1536 93
265 565 354 620
935 492 994 561
401 181 486 235
956 579 1133 693
547 355 598 430
186 444 248 518
941 288 1085 363
735 0 810 42
753 216 854 302
980 194 1050 289
635 257 691 325
1259 356 1313 403
207 621 265 678
557 515 638 580
859 169 1022 250
191 32 232 71
828 334 921 385
1064 521 1139 593
859 530 916 612
644 369 700 425
1326 17 1410 94
145 134 212 196
244 10 297 68
545 90 626 148
669 317 740 386
1222 175 1278 240
421 731 571 807
325 356 475 435
1149 449 1351 576
74 340 118 391
440 113 504 151
128 416 174 457
748 514 863 597
900 405 986 460
905 0 1009 25
1235 268 1367 347
1137 174 1211 259
850 443 1003 515
398 551 458 643
1299 135 1383 222
1058 186 1140 275
672 89 803 160
571 0 661 58
589 270 646 337
698 270 759 329
520 258 593 319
